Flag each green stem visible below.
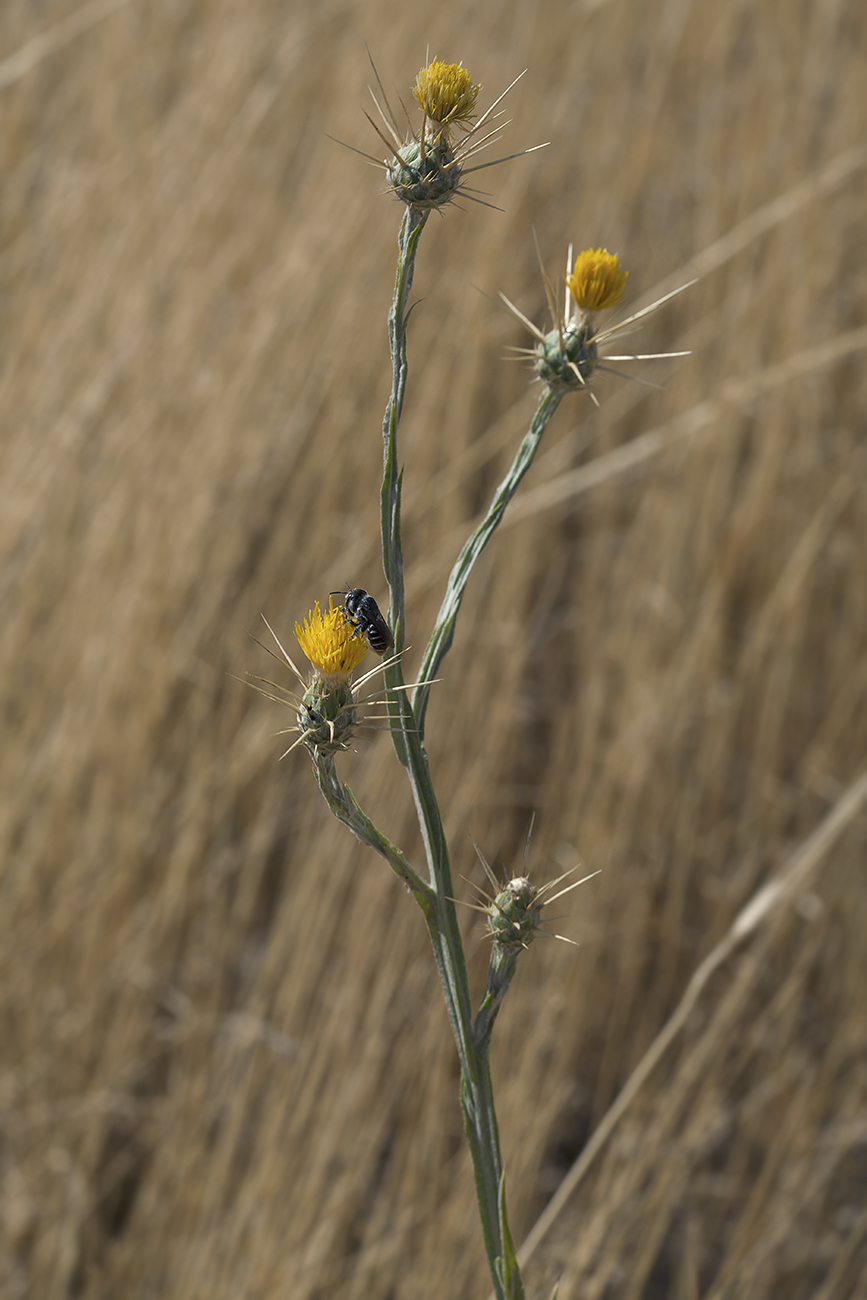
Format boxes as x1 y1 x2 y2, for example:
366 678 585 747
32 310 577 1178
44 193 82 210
311 751 431 907
413 384 564 737
378 204 524 1300
381 207 428 712
474 946 522 1051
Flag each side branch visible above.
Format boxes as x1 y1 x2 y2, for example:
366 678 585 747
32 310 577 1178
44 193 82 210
414 385 563 734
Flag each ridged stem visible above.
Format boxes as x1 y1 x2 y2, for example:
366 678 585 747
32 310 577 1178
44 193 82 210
413 385 564 737
378 205 524 1300
311 751 431 907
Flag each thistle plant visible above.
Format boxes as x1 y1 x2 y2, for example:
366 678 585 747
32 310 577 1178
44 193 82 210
262 57 691 1300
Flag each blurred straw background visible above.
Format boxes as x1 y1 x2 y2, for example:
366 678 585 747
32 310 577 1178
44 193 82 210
2 1 866 1297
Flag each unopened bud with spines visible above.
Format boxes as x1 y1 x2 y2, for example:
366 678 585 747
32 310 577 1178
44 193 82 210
487 876 542 952
474 874 544 1048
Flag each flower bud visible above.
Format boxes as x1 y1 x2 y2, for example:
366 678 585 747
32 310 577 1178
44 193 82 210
487 875 542 953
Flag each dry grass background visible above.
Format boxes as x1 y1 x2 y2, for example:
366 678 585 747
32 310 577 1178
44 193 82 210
2 1 866 1297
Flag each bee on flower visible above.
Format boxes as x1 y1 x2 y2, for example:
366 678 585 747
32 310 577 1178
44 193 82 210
295 597 369 690
501 243 694 402
246 597 427 761
244 600 376 758
340 56 547 213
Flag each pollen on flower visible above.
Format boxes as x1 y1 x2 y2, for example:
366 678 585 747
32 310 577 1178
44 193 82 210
412 60 480 130
295 599 367 682
566 248 628 312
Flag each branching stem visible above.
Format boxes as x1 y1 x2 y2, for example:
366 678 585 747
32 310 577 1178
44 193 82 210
377 204 528 1300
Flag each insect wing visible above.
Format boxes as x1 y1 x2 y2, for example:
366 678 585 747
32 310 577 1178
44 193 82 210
366 607 394 654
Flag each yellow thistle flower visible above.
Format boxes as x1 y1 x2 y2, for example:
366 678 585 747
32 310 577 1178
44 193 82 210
295 598 367 686
412 60 480 131
500 239 693 400
566 248 628 312
246 607 405 760
349 56 545 213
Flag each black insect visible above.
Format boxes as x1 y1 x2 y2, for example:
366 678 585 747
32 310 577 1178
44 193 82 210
332 586 394 655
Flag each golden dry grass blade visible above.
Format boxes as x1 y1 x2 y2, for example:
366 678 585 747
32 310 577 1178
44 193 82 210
514 769 867 1278
0 0 131 92
501 326 867 529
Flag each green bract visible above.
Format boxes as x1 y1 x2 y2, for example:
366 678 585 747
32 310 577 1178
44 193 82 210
387 137 461 210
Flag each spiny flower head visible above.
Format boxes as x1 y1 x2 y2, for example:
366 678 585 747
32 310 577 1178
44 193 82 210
295 598 367 688
566 247 628 311
500 241 692 401
247 608 408 762
289 599 367 754
353 56 545 214
412 60 480 132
